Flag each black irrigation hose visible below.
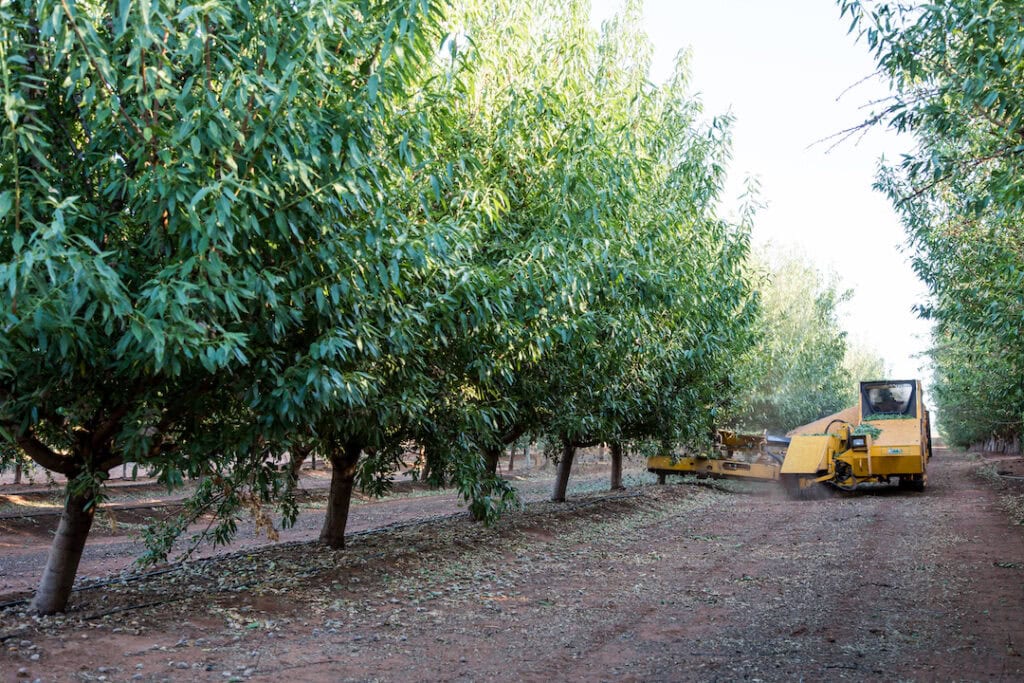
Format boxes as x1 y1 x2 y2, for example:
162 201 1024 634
0 487 646 613
0 500 188 521
0 479 162 499
0 484 419 520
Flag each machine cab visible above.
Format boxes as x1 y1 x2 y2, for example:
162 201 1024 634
860 380 918 419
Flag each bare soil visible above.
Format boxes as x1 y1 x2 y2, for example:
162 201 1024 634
993 457 1024 478
2 448 1023 682
0 463 609 597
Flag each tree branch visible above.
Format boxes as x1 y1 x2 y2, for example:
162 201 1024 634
58 0 144 138
15 432 78 476
898 144 1024 204
91 403 132 450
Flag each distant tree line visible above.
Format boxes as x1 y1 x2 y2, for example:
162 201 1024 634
730 249 884 435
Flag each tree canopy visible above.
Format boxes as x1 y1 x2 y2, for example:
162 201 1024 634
731 249 858 434
429 0 758 456
0 0 448 612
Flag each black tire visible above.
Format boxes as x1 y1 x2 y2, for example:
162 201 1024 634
899 475 925 492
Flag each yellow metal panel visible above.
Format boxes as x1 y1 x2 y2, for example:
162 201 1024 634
865 454 925 476
648 455 685 471
869 445 921 458
646 456 779 482
787 406 859 436
869 419 920 447
780 435 831 474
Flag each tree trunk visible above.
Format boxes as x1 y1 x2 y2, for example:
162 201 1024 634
507 443 516 472
551 439 576 502
14 463 22 485
31 489 97 614
469 447 502 522
423 443 445 488
289 445 311 479
318 441 362 549
419 447 432 483
483 447 501 476
610 441 624 490
523 442 532 469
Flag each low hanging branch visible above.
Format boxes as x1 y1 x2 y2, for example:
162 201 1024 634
15 433 76 476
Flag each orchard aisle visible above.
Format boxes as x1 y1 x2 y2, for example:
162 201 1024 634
3 449 1022 681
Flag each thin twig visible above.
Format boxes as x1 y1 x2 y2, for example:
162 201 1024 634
58 0 143 138
897 145 1024 204
834 68 886 103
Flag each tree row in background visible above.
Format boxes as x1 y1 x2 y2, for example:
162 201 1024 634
730 247 885 435
0 0 765 613
841 0 1024 450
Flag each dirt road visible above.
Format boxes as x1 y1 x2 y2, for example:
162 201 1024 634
3 448 1023 681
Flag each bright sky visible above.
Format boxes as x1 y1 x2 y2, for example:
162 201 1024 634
590 0 933 382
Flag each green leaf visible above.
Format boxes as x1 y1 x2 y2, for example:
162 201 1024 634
115 0 131 37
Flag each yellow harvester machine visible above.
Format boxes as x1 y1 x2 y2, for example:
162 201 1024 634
648 379 933 496
647 429 789 484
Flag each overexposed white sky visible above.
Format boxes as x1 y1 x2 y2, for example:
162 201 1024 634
590 0 933 382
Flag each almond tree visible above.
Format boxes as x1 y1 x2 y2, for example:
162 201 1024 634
427 0 759 501
841 0 1024 447
733 251 856 434
0 0 442 614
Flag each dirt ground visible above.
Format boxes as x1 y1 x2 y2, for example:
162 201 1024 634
2 448 1023 682
0 462 611 597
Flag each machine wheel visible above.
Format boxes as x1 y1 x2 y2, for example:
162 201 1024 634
899 475 925 492
781 475 802 499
